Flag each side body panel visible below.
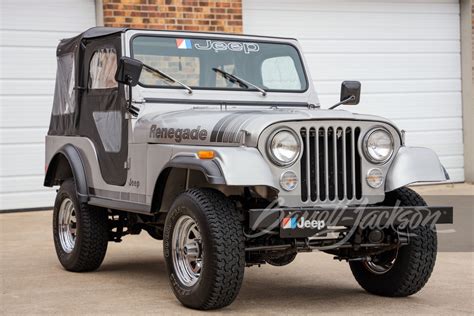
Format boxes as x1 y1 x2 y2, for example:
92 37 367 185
46 135 149 211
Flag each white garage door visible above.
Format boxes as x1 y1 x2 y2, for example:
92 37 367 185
243 0 464 182
0 0 96 210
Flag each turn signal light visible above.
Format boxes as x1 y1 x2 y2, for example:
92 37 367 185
197 150 215 159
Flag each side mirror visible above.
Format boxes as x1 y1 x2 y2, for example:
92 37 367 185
340 81 361 105
115 56 143 86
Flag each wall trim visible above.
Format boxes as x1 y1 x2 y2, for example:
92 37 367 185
460 0 473 182
95 0 104 27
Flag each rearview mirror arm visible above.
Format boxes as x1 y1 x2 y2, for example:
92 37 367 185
125 77 139 116
329 95 356 110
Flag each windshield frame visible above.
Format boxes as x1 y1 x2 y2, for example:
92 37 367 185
129 34 309 94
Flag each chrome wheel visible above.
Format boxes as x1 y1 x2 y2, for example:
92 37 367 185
172 215 203 287
364 248 399 275
58 197 77 253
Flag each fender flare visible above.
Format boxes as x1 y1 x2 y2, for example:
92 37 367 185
385 146 449 192
44 144 89 203
165 154 226 185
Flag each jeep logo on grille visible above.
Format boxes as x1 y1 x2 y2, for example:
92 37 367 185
282 217 326 230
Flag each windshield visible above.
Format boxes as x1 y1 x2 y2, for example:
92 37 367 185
131 35 308 92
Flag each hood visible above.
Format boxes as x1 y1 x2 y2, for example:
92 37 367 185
133 106 399 146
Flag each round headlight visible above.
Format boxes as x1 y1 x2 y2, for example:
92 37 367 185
364 128 394 163
268 129 301 166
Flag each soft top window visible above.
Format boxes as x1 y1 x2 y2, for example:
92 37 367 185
52 53 76 115
89 47 118 89
132 36 307 92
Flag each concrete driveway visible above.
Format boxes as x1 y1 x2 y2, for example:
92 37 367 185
1 185 473 315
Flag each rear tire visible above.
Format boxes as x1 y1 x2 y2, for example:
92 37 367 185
163 188 245 310
349 187 437 297
53 179 108 272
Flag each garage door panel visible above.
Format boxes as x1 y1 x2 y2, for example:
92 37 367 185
0 47 57 80
245 11 459 40
306 53 460 81
406 130 463 145
244 0 459 14
0 128 48 145
314 79 461 95
318 92 462 119
0 80 55 96
0 144 45 177
0 97 53 128
300 39 460 54
0 175 50 193
1 0 96 32
0 191 56 211
394 117 463 132
0 30 78 48
1 0 96 210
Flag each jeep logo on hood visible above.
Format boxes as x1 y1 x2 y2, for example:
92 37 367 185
149 125 208 143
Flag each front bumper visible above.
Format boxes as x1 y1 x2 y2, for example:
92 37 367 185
249 206 453 238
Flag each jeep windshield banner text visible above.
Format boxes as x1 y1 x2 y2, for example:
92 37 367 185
132 35 308 92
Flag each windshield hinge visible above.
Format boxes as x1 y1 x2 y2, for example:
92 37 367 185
132 98 146 104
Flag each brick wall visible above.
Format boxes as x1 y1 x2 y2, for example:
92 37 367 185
102 0 242 33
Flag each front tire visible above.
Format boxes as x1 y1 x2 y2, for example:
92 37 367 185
349 187 437 297
53 179 108 272
163 188 245 310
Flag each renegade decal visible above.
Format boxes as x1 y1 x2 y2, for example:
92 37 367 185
210 111 262 143
149 125 208 142
194 40 260 54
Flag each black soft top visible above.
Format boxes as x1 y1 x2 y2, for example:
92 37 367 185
56 27 298 57
57 27 126 56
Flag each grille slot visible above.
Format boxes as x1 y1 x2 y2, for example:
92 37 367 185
300 125 362 203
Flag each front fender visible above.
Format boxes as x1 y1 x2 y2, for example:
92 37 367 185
385 146 449 192
214 147 277 188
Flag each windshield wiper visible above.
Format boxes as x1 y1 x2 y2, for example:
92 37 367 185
212 68 266 96
142 64 193 94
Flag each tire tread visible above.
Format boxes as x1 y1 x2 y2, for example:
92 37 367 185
187 188 245 309
350 187 437 297
54 179 108 272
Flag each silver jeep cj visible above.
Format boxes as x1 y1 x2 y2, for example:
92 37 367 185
45 27 453 310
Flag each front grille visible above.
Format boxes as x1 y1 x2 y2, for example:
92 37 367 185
300 125 362 203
